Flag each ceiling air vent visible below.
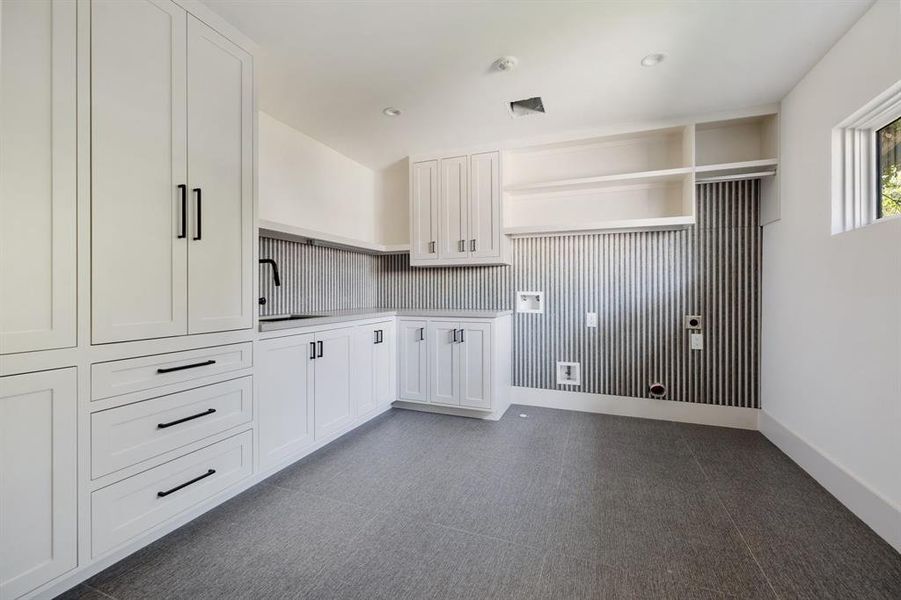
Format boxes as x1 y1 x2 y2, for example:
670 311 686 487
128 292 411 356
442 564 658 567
509 96 545 118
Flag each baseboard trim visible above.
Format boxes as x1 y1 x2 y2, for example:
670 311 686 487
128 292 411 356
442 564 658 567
759 410 901 553
392 400 505 421
511 386 759 430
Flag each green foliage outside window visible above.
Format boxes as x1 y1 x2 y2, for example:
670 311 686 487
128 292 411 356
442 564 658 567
878 117 901 218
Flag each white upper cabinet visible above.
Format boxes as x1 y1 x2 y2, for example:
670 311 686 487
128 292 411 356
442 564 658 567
1 368 77 600
92 0 253 343
409 160 438 262
468 152 502 259
91 0 189 343
0 0 77 355
438 156 469 260
186 16 253 334
409 150 508 267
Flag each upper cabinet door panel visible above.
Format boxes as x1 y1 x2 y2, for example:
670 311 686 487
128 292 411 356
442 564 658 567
0 0 76 354
469 152 501 259
91 0 188 343
186 16 253 334
438 157 469 259
410 160 438 261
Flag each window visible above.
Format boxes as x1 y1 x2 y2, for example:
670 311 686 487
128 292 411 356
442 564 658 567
832 81 901 233
876 117 901 219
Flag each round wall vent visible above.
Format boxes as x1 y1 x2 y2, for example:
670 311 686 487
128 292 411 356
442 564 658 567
649 382 667 398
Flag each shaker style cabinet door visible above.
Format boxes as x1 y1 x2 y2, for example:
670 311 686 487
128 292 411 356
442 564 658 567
458 322 492 409
91 0 189 343
0 0 76 354
428 321 460 405
258 334 315 470
186 15 254 334
0 368 77 599
398 319 428 402
313 327 355 439
468 152 502 259
438 156 469 260
410 160 439 262
372 322 396 407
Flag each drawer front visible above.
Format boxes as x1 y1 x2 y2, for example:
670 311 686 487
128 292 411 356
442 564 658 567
91 430 252 558
92 343 252 400
92 376 253 478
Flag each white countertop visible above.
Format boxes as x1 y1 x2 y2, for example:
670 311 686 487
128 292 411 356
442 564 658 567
258 307 513 332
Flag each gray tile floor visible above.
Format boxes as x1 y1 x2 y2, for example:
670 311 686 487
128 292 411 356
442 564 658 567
60 406 901 600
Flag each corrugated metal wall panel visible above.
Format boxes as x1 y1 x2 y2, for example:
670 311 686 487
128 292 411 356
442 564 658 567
259 181 760 408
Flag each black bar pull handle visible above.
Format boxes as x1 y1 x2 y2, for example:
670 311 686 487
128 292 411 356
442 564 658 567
310 341 316 360
158 408 216 429
459 329 465 343
419 327 425 341
177 184 187 239
317 340 323 358
452 329 458 343
156 359 216 374
192 188 202 240
373 330 379 344
157 469 216 498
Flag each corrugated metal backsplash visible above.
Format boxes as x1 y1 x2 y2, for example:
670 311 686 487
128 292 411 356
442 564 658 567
260 180 760 408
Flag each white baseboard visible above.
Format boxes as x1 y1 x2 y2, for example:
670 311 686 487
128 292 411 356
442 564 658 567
392 400 505 421
759 410 901 553
511 386 759 430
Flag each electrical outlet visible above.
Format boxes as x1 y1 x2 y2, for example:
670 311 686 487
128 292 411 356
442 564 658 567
586 312 598 327
690 333 704 350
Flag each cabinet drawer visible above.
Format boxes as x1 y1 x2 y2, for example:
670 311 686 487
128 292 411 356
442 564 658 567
92 343 252 400
91 377 253 478
91 430 252 558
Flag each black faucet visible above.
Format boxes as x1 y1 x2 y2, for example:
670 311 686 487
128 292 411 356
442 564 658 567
259 258 281 306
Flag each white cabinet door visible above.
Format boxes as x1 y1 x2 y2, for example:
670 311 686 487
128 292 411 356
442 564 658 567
351 324 376 416
410 160 438 262
398 319 428 403
438 156 469 260
91 0 189 343
428 321 459 405
373 322 396 407
314 327 355 439
258 334 314 470
459 322 492 409
468 152 502 259
186 16 253 334
1 368 77 600
0 0 77 355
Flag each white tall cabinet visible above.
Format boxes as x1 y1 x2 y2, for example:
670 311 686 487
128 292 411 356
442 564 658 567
0 0 77 355
409 150 508 267
91 0 253 343
0 369 77 600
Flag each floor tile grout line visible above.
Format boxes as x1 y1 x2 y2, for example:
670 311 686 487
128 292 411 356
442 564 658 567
678 434 782 600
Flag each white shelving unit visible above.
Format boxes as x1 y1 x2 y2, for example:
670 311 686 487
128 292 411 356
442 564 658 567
502 113 779 236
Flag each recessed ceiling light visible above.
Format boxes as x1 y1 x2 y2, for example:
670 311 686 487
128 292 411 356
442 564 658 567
640 53 665 67
382 107 401 117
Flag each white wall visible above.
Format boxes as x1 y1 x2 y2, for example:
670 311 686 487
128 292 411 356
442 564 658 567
761 0 900 550
259 111 379 243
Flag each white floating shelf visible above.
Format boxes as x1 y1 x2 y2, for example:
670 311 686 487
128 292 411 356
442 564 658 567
258 220 409 255
504 166 693 194
695 158 778 176
503 216 695 238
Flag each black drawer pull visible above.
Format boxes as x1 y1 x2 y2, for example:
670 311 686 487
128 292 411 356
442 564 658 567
156 359 216 374
157 408 216 429
157 469 216 498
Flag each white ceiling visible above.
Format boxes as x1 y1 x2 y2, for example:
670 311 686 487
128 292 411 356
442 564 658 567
204 0 872 170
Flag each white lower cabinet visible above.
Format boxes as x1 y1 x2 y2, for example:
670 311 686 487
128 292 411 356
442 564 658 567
398 319 429 402
353 321 396 416
91 430 253 558
258 333 315 470
258 320 398 471
428 321 461 405
313 326 355 439
1 368 77 600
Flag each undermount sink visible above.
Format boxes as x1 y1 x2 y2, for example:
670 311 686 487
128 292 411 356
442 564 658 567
259 314 326 322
